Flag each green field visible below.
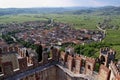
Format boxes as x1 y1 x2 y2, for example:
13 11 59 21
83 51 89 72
0 14 120 60
1 14 120 29
0 14 48 24
104 30 120 44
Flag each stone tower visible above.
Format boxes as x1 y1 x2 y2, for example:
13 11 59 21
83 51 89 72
99 47 116 67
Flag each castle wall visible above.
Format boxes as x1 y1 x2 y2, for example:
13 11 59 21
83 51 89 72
115 74 120 80
2 61 13 75
110 71 116 80
20 66 57 80
85 58 95 75
98 65 111 80
67 55 73 71
56 66 73 80
109 63 116 80
73 55 82 74
1 53 19 69
0 46 119 80
109 62 120 80
99 47 116 67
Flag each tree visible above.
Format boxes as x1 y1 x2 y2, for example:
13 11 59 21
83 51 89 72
83 47 94 57
26 50 29 57
35 44 43 62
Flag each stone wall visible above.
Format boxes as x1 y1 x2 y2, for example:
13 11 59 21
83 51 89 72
85 58 95 75
0 46 119 80
99 47 116 67
21 66 57 80
109 61 120 80
1 53 19 69
56 66 73 80
98 65 111 80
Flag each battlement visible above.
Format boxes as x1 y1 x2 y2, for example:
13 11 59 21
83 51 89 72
0 45 21 54
100 47 116 55
59 51 96 75
109 61 120 75
109 61 120 80
0 46 119 80
0 45 60 79
99 47 116 67
0 46 97 79
98 64 111 80
86 57 95 63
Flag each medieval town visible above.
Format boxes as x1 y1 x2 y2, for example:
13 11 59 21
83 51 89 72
1 0 120 80
0 20 120 80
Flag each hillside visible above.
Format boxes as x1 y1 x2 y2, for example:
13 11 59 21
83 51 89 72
0 6 120 16
72 6 120 15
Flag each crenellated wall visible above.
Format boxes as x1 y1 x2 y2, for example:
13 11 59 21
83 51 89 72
21 66 57 80
85 57 95 75
59 52 96 75
99 47 116 67
0 46 119 80
0 45 60 79
98 64 111 80
109 61 120 80
73 55 82 74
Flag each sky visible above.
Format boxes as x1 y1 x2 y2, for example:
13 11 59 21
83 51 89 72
0 0 120 8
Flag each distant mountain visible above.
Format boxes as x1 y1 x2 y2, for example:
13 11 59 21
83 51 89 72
0 6 120 16
0 8 68 15
0 7 92 16
72 6 120 15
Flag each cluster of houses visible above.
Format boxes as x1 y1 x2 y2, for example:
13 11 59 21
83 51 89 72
6 21 105 46
0 21 49 35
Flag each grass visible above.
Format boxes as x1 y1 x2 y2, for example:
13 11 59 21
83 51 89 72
0 14 106 29
0 14 48 24
104 30 120 44
112 46 120 60
44 14 106 29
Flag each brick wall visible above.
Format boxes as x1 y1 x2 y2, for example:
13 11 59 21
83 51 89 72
85 58 95 75
18 57 27 71
98 65 111 80
2 61 13 75
67 55 73 71
21 66 57 80
73 55 82 74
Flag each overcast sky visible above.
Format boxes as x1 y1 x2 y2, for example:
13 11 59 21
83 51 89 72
0 0 120 8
